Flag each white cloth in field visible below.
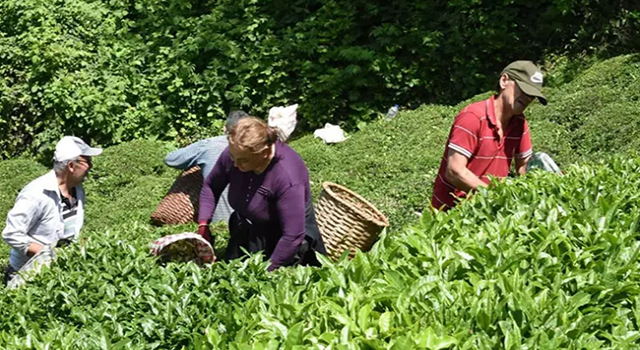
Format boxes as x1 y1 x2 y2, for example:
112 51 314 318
314 123 347 144
268 104 298 141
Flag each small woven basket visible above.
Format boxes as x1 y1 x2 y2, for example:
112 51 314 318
315 182 389 260
150 232 215 265
150 166 203 226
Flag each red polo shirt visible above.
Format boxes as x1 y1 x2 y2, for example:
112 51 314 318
431 96 532 210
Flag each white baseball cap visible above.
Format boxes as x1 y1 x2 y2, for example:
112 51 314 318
53 136 103 162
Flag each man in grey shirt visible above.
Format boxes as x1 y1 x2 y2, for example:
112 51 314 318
3 136 102 285
164 111 249 224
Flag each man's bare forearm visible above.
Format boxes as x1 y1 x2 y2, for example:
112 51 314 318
446 166 487 193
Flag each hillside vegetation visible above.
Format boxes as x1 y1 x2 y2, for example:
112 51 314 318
0 0 638 157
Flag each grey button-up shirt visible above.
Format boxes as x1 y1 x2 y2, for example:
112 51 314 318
3 170 85 270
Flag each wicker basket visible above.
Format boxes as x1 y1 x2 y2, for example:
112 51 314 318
150 232 215 265
315 182 389 260
150 166 203 226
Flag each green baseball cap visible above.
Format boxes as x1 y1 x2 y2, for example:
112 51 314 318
501 61 547 105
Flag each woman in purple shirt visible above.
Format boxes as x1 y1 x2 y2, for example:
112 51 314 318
197 117 327 271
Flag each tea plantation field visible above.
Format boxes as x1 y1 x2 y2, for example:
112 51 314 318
0 55 639 349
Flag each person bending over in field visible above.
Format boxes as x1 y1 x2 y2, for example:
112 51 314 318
164 110 249 225
3 136 102 285
197 117 327 271
431 61 547 210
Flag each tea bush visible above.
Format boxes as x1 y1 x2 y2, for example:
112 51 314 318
84 139 177 199
1 153 640 348
524 54 640 165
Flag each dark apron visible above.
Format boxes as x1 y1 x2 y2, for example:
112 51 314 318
225 199 327 267
3 264 16 286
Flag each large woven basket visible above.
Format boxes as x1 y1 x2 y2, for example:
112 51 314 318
315 182 389 260
150 166 203 226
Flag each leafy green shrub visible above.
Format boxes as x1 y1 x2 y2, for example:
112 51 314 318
0 0 160 157
539 55 640 131
1 0 639 158
83 175 176 232
0 159 48 217
574 102 640 158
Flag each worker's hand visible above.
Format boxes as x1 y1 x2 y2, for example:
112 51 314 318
27 242 44 257
198 223 213 247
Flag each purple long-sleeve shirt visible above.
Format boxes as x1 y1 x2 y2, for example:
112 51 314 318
199 141 312 269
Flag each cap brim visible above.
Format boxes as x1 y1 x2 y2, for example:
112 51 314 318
81 147 103 157
515 80 547 106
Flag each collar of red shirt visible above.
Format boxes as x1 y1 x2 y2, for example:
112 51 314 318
486 95 497 126
486 95 525 131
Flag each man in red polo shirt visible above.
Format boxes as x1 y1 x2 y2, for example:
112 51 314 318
431 61 547 210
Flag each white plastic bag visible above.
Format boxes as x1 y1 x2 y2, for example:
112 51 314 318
8 245 56 290
268 104 298 141
526 152 561 174
313 123 347 144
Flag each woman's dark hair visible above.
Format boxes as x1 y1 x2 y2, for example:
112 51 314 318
225 110 249 131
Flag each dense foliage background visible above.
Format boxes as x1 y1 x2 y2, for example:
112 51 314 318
0 0 638 158
1 1 640 347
